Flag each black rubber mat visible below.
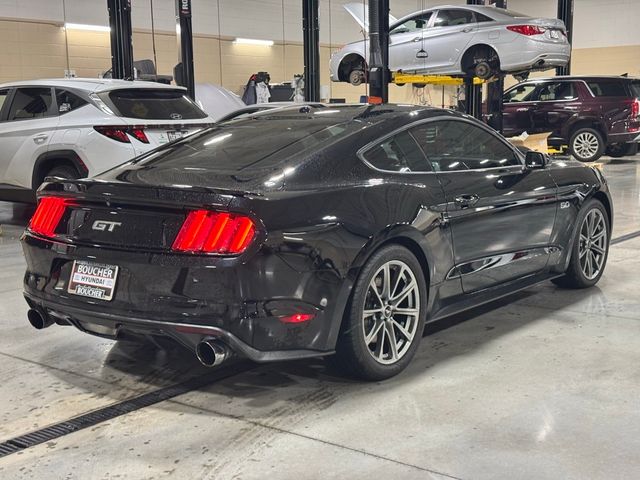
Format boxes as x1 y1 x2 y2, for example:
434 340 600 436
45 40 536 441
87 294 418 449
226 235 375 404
0 361 254 459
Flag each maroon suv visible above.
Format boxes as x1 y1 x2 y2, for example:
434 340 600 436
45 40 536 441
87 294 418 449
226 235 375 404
500 76 640 162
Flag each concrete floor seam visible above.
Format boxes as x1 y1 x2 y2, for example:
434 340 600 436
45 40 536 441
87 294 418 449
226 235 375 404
166 398 464 480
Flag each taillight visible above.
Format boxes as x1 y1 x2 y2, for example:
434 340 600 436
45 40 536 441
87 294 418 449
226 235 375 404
129 127 150 144
632 99 640 118
507 25 546 36
94 126 149 143
29 197 74 238
172 210 256 255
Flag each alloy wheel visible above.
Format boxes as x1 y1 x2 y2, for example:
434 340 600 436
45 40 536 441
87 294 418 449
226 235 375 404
579 209 607 280
362 260 420 365
573 132 600 160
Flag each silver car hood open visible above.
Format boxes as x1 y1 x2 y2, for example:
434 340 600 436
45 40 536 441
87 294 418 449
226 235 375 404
343 2 397 33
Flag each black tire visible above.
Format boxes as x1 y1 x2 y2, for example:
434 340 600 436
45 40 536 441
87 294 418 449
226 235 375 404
45 164 80 181
606 142 638 158
569 128 604 162
331 245 427 381
552 199 610 289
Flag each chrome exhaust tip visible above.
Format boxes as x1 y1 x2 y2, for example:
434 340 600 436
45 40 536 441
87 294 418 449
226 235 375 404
195 339 230 367
27 308 54 330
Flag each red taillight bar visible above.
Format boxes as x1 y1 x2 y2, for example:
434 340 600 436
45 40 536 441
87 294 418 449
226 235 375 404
94 126 150 144
172 210 257 255
507 25 546 36
631 99 640 118
29 197 74 238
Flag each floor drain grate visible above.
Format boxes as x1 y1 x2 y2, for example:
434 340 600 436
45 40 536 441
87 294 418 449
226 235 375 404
0 361 253 459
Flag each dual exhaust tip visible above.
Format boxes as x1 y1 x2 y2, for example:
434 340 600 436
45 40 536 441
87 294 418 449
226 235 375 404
27 308 230 368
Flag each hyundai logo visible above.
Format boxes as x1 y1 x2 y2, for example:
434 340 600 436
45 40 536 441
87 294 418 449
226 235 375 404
170 113 183 120
92 220 122 232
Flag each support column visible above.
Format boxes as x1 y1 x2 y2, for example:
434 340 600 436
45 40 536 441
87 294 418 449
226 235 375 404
107 0 134 80
368 0 390 103
464 78 483 119
556 0 574 75
176 0 195 100
302 0 320 102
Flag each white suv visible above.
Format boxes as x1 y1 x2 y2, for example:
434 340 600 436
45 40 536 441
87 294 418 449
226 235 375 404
0 78 215 203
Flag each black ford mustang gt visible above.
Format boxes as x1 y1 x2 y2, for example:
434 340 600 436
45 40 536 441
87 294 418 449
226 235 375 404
21 104 612 380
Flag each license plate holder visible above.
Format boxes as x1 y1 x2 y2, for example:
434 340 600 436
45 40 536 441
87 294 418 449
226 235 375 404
167 130 186 141
68 261 119 301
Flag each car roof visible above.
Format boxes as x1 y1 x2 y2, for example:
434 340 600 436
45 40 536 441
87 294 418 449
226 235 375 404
0 78 188 93
516 75 639 83
393 4 527 25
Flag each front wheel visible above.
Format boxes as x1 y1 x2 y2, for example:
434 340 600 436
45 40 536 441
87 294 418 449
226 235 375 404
331 245 427 381
569 128 604 162
553 199 610 289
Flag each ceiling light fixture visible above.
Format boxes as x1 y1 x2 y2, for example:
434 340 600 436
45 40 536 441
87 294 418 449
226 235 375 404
233 37 274 46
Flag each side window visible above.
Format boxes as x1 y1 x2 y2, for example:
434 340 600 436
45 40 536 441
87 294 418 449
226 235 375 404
8 88 53 121
55 89 88 114
433 9 474 27
362 130 431 173
391 12 432 34
410 120 520 171
504 84 537 103
586 81 627 97
532 82 577 102
0 89 10 119
474 12 494 23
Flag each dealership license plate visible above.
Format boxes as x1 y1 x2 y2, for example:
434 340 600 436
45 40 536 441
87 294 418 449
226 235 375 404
167 130 186 141
68 261 119 301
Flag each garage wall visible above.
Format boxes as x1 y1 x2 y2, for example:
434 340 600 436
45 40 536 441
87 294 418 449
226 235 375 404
0 0 638 104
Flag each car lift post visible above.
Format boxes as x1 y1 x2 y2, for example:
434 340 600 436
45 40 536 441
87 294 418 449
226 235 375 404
367 0 390 103
107 0 134 80
302 0 321 102
464 0 485 120
176 0 196 100
556 0 574 75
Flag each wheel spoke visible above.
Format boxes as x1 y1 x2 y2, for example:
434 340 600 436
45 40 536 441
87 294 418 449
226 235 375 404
391 280 417 305
364 308 382 318
592 229 606 242
586 252 593 277
381 263 391 299
591 244 605 255
392 319 413 341
368 279 384 308
394 307 419 317
374 325 387 360
365 320 384 345
386 323 398 360
390 265 406 299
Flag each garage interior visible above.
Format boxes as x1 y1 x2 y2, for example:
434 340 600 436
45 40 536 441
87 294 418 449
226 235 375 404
0 0 640 479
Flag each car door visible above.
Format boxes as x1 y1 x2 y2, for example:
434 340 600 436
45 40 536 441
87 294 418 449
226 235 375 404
529 81 581 139
0 87 59 188
501 82 538 137
423 8 477 72
410 118 558 293
0 87 15 183
388 12 433 72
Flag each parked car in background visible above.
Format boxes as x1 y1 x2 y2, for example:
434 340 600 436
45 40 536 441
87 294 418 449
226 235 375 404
500 76 640 162
0 79 214 203
331 4 570 85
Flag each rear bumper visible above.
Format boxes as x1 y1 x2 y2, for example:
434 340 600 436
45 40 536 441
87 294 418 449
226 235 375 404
608 131 640 144
23 292 332 362
499 40 570 73
21 233 350 359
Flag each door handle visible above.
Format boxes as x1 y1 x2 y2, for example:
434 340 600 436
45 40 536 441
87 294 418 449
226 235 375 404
33 134 48 145
462 27 474 33
454 194 480 208
412 37 421 42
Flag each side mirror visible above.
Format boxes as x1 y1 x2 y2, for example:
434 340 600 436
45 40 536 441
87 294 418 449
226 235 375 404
524 151 549 169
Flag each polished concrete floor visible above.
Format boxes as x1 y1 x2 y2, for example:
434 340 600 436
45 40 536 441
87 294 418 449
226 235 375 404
0 156 639 479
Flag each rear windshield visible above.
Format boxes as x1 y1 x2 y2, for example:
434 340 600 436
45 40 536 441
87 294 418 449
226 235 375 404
105 89 207 120
132 117 357 172
630 81 640 98
586 81 629 97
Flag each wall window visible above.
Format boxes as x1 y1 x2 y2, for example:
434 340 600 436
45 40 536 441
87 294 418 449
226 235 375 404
410 120 520 171
362 131 431 172
8 88 53 121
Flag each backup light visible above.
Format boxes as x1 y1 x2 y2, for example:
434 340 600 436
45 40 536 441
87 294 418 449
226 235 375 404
172 210 256 255
29 197 74 238
507 25 546 36
64 23 111 32
233 38 274 46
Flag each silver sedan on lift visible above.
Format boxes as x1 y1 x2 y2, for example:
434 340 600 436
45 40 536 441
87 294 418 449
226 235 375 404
330 3 571 85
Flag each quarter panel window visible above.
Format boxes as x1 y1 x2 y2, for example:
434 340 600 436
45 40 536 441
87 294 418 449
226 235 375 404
410 120 520 171
504 84 536 103
586 81 628 97
0 89 10 119
434 9 474 27
8 88 53 120
55 89 88 114
363 131 431 172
